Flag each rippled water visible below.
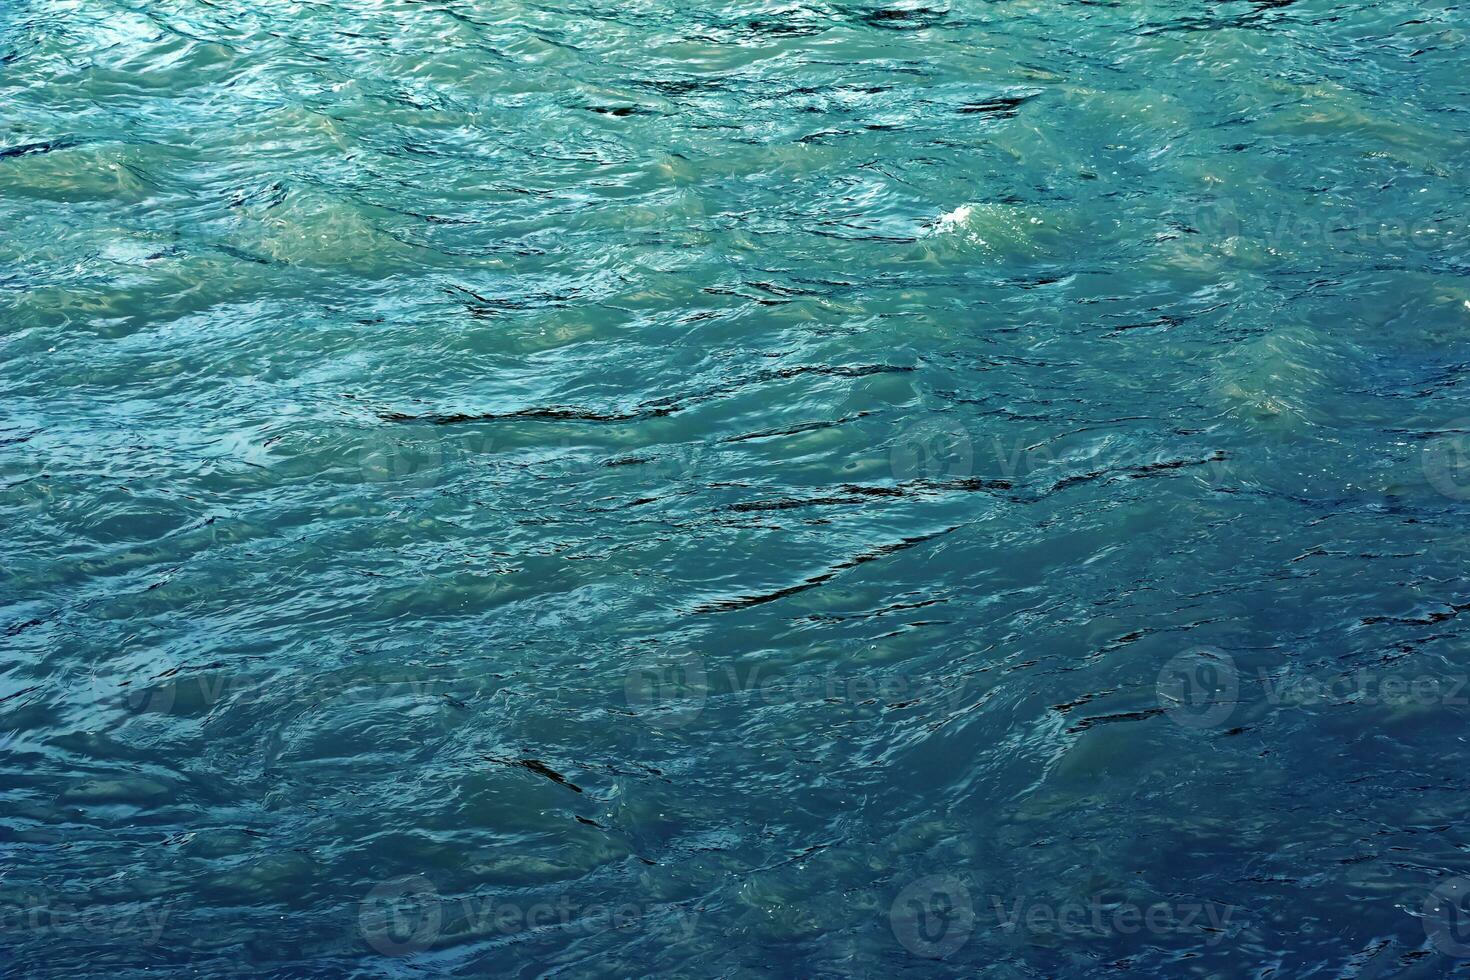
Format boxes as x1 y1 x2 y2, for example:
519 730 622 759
5 0 1470 975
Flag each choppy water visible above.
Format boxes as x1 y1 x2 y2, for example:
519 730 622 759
5 0 1470 975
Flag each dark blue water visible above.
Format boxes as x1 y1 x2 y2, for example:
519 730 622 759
4 0 1470 975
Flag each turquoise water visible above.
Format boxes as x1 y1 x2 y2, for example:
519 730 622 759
5 0 1470 975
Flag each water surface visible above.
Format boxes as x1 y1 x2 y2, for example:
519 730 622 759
4 0 1470 975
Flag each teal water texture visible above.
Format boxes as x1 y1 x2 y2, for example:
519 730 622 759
4 0 1470 975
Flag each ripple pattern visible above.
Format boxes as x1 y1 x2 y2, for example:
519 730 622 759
4 0 1470 975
